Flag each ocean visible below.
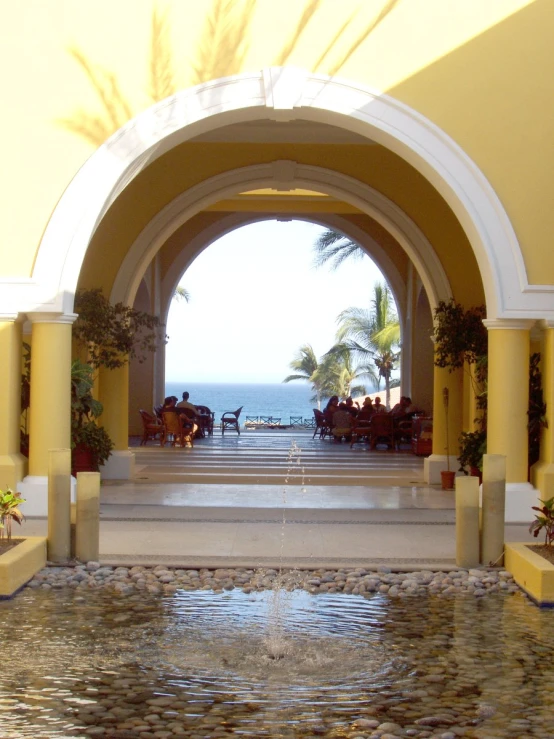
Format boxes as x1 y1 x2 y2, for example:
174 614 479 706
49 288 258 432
164 382 319 424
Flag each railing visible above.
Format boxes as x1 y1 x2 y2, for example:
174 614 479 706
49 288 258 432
244 416 315 429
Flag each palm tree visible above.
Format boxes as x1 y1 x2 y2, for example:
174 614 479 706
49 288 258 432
332 282 400 408
283 344 325 409
313 229 366 271
315 348 368 399
173 286 191 302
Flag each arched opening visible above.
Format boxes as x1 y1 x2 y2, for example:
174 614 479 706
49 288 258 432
18 68 543 522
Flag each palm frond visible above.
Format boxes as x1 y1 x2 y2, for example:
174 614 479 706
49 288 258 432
313 229 365 270
173 286 191 303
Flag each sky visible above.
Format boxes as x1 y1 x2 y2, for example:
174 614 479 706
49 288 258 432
165 219 385 384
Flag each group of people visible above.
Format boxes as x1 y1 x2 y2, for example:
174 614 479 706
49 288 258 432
323 394 419 443
156 392 201 444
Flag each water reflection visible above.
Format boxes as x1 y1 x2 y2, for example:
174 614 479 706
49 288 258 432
0 588 553 737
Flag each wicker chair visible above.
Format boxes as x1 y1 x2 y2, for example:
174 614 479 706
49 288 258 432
221 406 243 435
161 410 196 447
139 410 163 446
312 409 331 439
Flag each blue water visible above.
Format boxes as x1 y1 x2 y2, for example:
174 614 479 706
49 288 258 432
165 382 318 423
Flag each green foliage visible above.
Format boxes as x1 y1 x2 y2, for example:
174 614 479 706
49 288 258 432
20 341 31 455
312 229 366 271
0 488 25 543
457 429 487 474
529 497 554 547
71 360 114 469
73 288 165 370
433 299 487 370
528 352 548 469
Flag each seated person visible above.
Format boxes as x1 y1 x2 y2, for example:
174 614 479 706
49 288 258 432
324 395 340 426
177 391 198 416
372 396 387 414
162 396 177 411
332 403 353 442
390 396 412 418
356 397 374 423
344 396 360 418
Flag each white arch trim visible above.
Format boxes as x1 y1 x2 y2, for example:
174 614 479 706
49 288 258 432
112 162 448 317
156 212 407 327
17 66 553 320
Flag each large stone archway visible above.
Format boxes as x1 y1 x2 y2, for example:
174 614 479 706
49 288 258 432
14 67 548 522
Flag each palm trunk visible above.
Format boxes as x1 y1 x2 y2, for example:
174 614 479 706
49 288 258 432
384 374 391 409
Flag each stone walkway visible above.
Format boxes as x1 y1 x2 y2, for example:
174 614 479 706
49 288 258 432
20 429 534 569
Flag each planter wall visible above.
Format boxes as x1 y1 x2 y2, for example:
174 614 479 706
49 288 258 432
0 537 47 598
505 542 554 607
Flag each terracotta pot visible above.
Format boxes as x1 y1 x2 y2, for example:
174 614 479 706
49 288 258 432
469 466 483 484
72 444 95 476
441 470 456 490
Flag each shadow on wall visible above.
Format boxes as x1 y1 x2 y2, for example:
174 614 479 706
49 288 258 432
57 0 400 146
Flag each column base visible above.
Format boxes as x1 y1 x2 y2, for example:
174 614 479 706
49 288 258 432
101 450 135 480
0 452 28 490
530 461 554 500
17 475 76 517
503 481 540 523
424 455 460 484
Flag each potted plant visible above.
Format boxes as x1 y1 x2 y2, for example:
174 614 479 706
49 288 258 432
505 497 554 606
0 488 47 597
71 359 114 474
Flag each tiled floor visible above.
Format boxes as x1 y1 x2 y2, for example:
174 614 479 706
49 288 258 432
21 430 534 569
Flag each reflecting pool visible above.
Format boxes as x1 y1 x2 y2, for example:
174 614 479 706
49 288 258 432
1 587 553 738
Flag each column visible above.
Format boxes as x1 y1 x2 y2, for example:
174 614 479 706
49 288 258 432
532 321 554 498
18 313 76 516
400 263 414 399
0 316 27 489
98 361 135 479
423 361 463 484
484 319 538 521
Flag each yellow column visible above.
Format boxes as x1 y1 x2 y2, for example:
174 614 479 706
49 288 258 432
99 362 129 450
424 361 463 483
98 361 134 479
484 319 533 482
27 314 75 476
0 316 27 488
431 364 463 458
532 321 554 496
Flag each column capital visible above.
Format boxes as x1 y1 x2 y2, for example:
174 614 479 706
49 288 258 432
27 312 78 325
538 319 554 330
0 313 20 323
482 318 536 331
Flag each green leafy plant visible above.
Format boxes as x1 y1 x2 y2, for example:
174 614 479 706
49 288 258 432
71 359 114 470
0 488 26 543
529 497 554 547
73 288 166 370
528 352 548 469
432 299 487 371
457 429 487 474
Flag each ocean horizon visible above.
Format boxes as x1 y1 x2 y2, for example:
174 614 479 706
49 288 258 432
164 381 321 424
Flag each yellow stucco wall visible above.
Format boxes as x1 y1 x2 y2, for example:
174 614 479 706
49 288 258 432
2 0 552 291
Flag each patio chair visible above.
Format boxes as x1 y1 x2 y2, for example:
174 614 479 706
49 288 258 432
368 414 395 450
195 405 214 436
139 409 163 446
312 409 331 439
221 406 243 435
350 420 372 448
161 410 196 447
